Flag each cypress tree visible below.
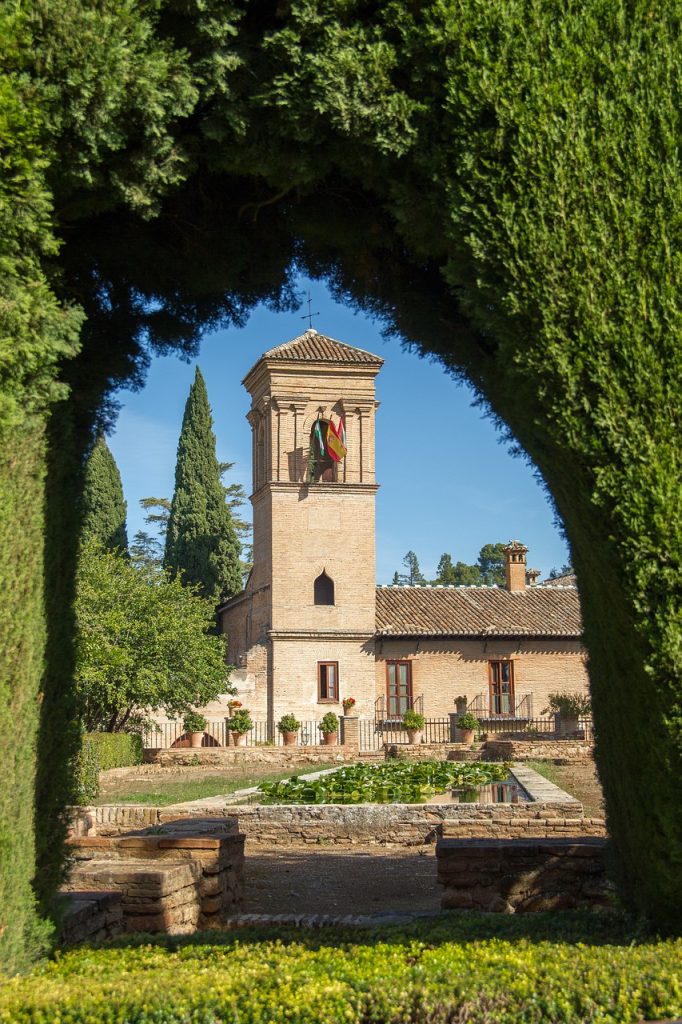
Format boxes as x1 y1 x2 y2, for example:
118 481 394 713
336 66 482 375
81 435 128 553
164 367 242 603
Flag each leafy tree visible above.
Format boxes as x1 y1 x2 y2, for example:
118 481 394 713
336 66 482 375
80 435 127 553
129 531 164 571
451 561 483 585
477 543 506 586
74 541 230 732
433 553 456 585
548 564 574 579
164 368 242 603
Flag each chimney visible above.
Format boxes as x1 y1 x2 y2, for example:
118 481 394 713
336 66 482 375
526 567 541 586
504 540 528 592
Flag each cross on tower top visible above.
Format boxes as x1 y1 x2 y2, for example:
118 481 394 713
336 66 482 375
300 291 320 330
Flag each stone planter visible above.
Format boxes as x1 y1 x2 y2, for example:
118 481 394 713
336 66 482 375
458 728 475 745
232 732 247 747
406 729 422 745
188 731 204 749
322 731 338 746
282 731 298 747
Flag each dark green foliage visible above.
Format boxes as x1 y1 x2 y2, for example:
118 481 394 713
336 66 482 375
1 919 681 1023
0 0 680 965
80 435 128 553
72 731 144 802
477 544 506 586
433 544 506 586
164 368 242 603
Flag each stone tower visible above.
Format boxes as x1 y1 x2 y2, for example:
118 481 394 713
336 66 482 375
219 328 383 727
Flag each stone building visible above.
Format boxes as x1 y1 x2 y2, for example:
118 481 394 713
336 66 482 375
216 328 588 727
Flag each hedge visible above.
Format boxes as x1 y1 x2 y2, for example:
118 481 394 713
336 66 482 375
72 733 143 804
0 917 680 1023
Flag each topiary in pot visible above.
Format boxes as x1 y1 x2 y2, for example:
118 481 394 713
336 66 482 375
456 712 480 746
277 713 301 746
319 712 339 745
402 709 425 743
183 711 207 748
226 708 253 747
542 692 591 738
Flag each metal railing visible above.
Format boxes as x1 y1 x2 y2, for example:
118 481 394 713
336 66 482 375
359 716 450 751
374 693 424 721
481 715 593 741
143 718 325 750
467 692 534 719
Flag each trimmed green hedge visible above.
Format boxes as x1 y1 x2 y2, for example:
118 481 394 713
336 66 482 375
72 733 143 803
1 917 681 1022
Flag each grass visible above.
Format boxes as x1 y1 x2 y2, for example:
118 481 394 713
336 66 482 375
526 759 604 817
95 764 343 806
2 913 680 1022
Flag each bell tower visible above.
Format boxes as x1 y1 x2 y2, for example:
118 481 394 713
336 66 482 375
222 328 382 725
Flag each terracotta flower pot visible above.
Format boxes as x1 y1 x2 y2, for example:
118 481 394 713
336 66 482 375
232 732 247 747
406 729 422 745
459 728 474 745
282 730 298 747
322 731 337 746
188 731 204 749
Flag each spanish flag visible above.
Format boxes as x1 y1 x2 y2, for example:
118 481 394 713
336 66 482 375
326 418 347 462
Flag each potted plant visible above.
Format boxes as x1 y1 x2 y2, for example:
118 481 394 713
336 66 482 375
543 692 591 738
226 707 253 747
454 695 468 716
227 699 242 715
456 711 480 745
402 709 425 744
319 711 339 746
277 713 301 747
342 697 356 715
183 710 207 749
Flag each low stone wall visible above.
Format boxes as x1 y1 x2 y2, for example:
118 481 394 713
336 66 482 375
484 739 593 763
437 837 611 912
65 818 245 933
60 890 124 945
384 743 482 761
147 747 380 767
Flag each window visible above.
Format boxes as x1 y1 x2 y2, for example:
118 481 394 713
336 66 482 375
314 571 334 605
386 660 412 717
308 419 336 482
489 660 515 716
318 661 339 702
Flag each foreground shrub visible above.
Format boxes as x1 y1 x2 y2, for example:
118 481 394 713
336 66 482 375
0 916 680 1022
72 732 144 803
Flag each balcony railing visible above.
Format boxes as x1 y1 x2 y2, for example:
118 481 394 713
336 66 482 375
467 692 534 719
374 693 424 723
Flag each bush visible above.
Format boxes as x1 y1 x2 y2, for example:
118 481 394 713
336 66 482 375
72 732 144 804
182 711 207 733
457 712 480 731
277 713 301 734
402 710 425 730
318 712 339 735
1 917 681 1022
543 692 592 717
226 708 253 734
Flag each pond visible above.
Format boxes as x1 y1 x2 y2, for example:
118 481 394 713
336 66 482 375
251 760 516 806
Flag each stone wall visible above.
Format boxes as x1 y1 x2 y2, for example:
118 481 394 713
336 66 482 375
147 746 380 768
484 739 594 763
437 838 611 912
65 818 245 934
60 891 124 946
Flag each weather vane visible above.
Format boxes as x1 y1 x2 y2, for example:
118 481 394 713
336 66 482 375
301 291 320 330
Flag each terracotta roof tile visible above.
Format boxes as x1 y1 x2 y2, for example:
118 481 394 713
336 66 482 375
541 571 577 587
260 328 383 366
375 585 582 638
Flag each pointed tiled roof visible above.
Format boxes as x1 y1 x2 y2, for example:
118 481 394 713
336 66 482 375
260 328 383 366
541 571 577 588
375 584 582 638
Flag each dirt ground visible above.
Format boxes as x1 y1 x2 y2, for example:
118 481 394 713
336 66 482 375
530 759 604 818
243 843 441 916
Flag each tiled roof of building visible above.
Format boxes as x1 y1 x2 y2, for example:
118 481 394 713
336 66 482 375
260 328 383 366
541 571 577 587
375 584 582 638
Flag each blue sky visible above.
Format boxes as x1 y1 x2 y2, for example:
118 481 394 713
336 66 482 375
108 275 570 583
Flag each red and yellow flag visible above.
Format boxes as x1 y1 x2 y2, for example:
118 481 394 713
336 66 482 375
326 418 347 462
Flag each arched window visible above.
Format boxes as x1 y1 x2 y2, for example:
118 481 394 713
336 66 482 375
308 419 336 482
314 570 335 606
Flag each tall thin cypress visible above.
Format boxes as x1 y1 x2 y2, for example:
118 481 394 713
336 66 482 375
164 367 242 603
81 434 128 553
